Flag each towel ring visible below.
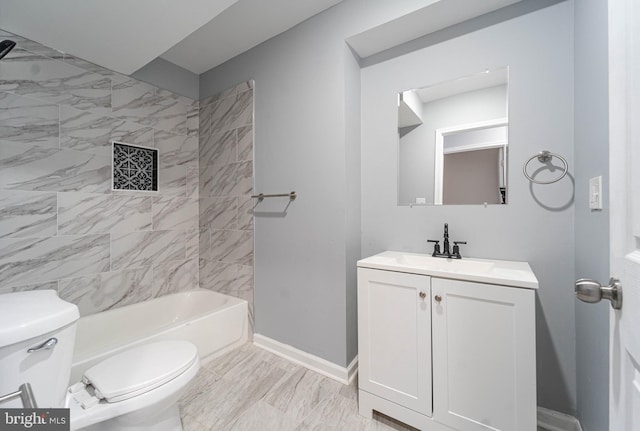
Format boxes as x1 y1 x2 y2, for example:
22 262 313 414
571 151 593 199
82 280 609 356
523 150 568 184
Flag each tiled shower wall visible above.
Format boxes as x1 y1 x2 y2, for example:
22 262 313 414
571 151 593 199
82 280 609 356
0 29 201 315
198 82 254 332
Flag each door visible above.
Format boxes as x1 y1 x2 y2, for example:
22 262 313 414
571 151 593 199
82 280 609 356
431 278 536 431
609 0 640 429
357 268 432 416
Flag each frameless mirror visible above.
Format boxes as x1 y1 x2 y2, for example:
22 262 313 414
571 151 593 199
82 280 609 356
398 67 509 206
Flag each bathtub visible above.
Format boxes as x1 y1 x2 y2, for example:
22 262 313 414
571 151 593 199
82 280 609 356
69 289 248 383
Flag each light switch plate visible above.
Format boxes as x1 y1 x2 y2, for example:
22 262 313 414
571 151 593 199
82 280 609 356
589 176 603 210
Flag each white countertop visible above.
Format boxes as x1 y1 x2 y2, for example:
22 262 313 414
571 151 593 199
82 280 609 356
357 250 539 289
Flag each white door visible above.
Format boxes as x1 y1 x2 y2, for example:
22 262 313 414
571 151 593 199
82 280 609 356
608 0 640 429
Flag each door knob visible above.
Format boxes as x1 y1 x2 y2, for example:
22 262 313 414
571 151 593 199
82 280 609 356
575 277 622 310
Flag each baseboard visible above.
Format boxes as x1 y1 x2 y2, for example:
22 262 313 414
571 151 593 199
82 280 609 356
537 407 583 431
253 333 358 385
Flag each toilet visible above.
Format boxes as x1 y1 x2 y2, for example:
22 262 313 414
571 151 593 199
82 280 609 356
0 290 199 431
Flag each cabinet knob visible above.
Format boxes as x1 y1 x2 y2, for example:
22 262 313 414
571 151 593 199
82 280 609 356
434 295 442 303
419 291 426 299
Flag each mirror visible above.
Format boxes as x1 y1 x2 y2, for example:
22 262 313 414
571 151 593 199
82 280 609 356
398 67 509 206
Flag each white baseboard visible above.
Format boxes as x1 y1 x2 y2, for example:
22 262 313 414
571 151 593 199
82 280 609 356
537 407 583 431
253 333 358 385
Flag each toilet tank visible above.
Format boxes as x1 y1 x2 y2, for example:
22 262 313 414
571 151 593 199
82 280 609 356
0 290 79 408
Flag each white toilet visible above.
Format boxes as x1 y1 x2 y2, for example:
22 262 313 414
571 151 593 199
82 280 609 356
0 290 200 431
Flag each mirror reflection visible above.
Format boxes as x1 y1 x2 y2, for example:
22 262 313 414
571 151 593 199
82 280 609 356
398 67 509 206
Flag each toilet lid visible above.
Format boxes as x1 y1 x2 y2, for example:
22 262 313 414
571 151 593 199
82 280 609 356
83 340 198 403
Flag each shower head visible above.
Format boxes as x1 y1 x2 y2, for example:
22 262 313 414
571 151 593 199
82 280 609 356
0 40 16 60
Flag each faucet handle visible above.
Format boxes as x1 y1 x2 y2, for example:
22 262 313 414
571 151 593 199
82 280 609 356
452 241 466 259
427 240 441 256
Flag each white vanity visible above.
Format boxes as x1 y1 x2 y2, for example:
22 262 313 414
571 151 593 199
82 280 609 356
357 251 538 431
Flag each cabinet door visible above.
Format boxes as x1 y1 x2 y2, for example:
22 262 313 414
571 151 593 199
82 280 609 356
432 278 536 431
357 268 432 416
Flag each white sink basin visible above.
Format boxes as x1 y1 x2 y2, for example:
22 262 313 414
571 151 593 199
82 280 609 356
358 251 538 289
394 253 494 274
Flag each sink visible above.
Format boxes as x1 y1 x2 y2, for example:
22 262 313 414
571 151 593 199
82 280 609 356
358 250 538 289
394 253 494 273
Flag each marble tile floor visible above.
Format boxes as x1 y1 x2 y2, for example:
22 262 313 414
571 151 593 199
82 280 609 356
178 343 550 431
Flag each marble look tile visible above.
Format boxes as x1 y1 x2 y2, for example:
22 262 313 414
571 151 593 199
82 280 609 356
0 142 111 193
155 131 197 167
237 125 253 161
232 161 254 196
0 280 58 295
58 192 152 235
185 229 199 260
153 258 198 296
186 105 199 137
296 391 374 431
199 197 237 230
58 266 153 316
0 190 57 238
179 367 222 417
237 197 254 230
199 130 236 167
112 84 187 134
199 258 236 292
236 265 253 295
188 362 286 430
200 81 253 107
200 87 237 108
60 106 154 156
0 234 110 288
200 161 252 198
0 50 111 114
180 415 209 431
186 166 199 199
0 91 59 148
263 368 342 424
210 229 253 265
199 229 210 260
152 196 198 230
111 230 185 271
158 164 187 197
156 88 196 108
228 401 299 431
199 90 253 136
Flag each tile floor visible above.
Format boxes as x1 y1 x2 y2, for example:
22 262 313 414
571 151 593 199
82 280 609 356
178 343 549 431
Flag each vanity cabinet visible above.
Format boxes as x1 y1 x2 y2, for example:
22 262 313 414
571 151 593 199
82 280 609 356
357 251 538 431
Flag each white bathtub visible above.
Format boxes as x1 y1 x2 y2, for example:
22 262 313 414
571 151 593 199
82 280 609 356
69 289 248 383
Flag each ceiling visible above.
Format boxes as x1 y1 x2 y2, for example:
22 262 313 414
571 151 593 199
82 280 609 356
0 0 534 78
0 0 343 76
161 0 344 75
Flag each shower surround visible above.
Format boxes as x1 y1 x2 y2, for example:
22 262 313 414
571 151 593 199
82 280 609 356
0 29 201 315
198 81 255 334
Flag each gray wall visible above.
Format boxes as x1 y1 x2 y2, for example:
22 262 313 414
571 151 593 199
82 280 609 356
132 57 199 100
199 0 433 367
361 1 577 415
0 29 200 315
574 0 610 429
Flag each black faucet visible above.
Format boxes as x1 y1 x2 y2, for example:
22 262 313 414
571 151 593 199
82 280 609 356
428 223 466 259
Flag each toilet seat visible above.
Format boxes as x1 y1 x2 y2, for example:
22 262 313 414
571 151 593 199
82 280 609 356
82 340 197 403
68 340 200 431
